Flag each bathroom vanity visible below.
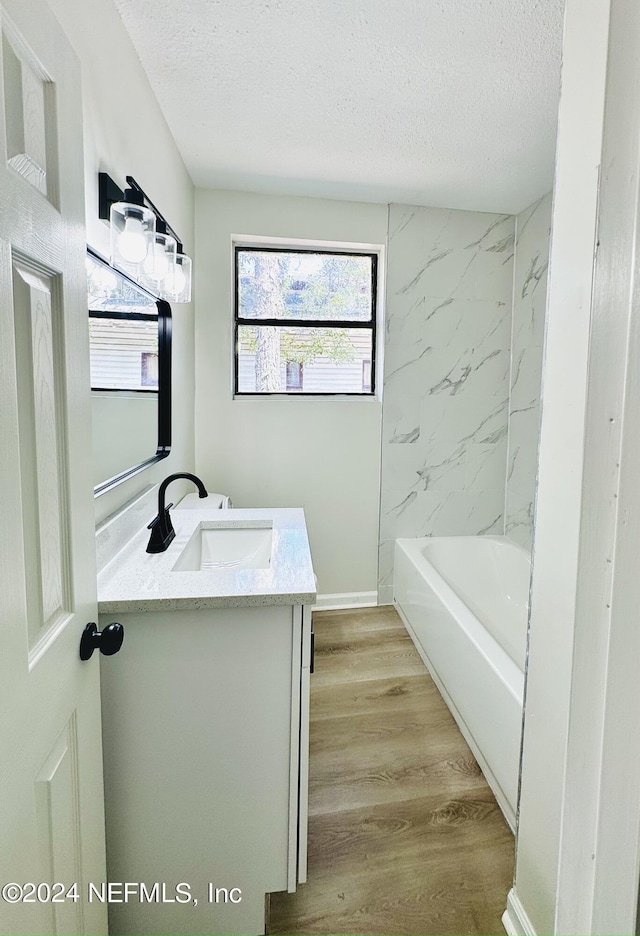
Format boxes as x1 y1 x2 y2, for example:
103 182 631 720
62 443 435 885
96 506 315 936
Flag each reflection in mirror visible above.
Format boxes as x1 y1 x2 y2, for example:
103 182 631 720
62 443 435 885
88 249 171 496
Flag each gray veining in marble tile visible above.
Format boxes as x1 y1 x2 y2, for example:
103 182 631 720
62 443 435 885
379 196 552 598
380 203 515 599
389 426 420 444
505 192 552 552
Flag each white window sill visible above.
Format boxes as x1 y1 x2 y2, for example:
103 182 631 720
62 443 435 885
232 393 382 403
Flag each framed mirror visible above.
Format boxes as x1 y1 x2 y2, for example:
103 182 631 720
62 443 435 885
87 248 172 496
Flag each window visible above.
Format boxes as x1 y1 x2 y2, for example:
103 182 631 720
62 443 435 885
285 360 303 391
234 246 377 395
141 351 159 388
362 359 372 394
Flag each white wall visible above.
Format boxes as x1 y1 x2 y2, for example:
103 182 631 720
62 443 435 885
378 204 515 603
46 0 196 525
507 0 610 931
505 192 552 550
194 189 387 599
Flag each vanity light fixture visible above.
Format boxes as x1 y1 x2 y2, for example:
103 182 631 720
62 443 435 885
142 219 177 290
102 179 156 271
169 251 192 303
98 172 193 302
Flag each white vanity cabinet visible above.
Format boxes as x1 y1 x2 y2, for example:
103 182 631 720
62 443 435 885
96 507 315 936
99 602 312 936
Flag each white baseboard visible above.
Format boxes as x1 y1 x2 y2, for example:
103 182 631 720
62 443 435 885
312 591 378 612
503 889 536 935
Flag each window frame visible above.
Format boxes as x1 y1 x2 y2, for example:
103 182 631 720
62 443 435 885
233 244 378 398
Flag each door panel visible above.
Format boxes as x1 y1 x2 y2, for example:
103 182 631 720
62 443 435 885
12 258 69 648
0 1 108 933
2 14 55 199
35 716 84 935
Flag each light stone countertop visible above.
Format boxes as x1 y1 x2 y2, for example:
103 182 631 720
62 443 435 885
97 507 317 612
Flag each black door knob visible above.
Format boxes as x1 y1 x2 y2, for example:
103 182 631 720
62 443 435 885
80 622 124 661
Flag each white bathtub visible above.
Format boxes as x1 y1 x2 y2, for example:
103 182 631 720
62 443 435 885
393 535 530 830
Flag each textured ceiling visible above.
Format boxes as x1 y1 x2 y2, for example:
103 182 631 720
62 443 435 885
112 0 564 214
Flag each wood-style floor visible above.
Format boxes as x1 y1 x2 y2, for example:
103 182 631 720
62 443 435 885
269 606 514 936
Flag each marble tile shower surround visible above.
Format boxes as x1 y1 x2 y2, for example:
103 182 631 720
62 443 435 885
505 193 552 550
379 205 515 603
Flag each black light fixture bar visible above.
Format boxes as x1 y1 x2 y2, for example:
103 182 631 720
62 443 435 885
98 171 184 253
98 171 123 221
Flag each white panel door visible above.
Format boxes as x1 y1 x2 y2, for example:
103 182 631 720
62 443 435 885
0 1 108 933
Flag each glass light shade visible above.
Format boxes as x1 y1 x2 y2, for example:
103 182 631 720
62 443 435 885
141 231 177 292
110 201 155 274
166 252 192 303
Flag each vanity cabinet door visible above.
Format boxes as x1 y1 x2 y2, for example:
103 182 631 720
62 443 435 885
100 604 300 936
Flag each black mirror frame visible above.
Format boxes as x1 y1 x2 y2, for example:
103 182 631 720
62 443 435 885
88 247 172 498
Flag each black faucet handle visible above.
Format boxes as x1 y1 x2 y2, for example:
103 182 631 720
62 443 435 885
147 504 174 530
146 505 176 553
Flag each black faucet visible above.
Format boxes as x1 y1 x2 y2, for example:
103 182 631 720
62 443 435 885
146 473 208 553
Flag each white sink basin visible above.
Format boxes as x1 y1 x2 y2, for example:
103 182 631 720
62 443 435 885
172 522 273 572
